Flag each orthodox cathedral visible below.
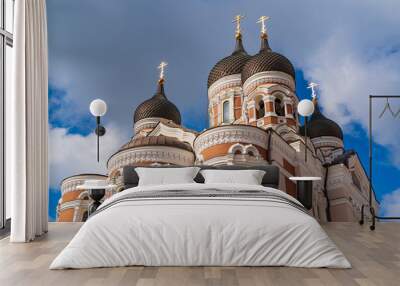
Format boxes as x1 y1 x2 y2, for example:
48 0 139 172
57 16 378 223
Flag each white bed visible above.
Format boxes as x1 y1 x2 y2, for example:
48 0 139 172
50 183 351 269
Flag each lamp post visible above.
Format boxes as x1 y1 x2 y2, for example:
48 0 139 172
89 99 107 162
298 99 314 162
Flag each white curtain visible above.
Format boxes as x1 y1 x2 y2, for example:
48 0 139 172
8 0 48 242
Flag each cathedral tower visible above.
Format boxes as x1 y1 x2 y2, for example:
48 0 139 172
303 97 344 164
240 17 298 141
133 62 182 137
108 64 195 189
207 15 251 127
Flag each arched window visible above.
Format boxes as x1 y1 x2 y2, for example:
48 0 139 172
222 101 230 123
256 100 265 119
275 98 284 116
229 143 245 155
244 145 259 157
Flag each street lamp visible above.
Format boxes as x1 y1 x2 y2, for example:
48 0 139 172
89 99 107 162
298 99 314 162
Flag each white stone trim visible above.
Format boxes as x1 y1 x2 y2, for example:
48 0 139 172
208 74 242 99
283 97 293 104
194 125 268 155
58 199 90 212
148 122 197 147
276 125 299 140
243 71 295 95
228 143 245 154
265 84 294 98
203 154 267 166
264 111 277 117
107 146 195 173
247 100 256 108
244 145 260 157
311 136 344 149
134 117 163 134
61 174 107 195
73 207 80 222
227 143 260 158
263 95 275 102
78 191 89 199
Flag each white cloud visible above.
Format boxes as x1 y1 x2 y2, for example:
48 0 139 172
48 123 130 188
45 1 400 219
381 189 400 217
298 14 400 168
47 1 400 157
46 1 400 174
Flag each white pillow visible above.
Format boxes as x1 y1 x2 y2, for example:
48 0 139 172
200 169 266 185
136 167 200 186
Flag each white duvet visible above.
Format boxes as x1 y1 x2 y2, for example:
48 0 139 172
50 183 351 269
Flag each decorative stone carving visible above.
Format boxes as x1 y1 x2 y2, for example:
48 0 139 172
208 74 242 99
243 71 295 96
148 122 197 147
134 117 163 134
311 136 344 149
203 153 267 166
228 143 260 158
61 174 107 195
107 146 195 174
194 125 268 155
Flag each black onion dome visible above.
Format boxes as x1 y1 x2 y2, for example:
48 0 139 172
207 36 251 88
133 80 181 125
241 35 295 84
300 101 343 140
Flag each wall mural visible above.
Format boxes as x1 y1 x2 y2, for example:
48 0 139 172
47 2 400 222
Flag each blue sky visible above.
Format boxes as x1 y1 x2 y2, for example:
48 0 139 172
47 0 400 220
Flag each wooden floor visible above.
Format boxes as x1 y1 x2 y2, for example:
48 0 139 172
0 222 399 286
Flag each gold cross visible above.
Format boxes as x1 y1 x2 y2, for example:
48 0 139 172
307 82 319 99
257 16 270 35
158 61 168 80
232 15 244 38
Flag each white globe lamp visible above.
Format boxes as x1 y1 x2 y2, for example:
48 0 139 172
90 99 107 117
298 99 314 117
298 99 315 162
89 99 108 162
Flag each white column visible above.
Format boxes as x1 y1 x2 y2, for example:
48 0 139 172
247 100 256 122
283 97 294 118
263 95 276 117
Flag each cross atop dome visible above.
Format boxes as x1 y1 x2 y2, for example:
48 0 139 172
158 61 168 82
232 14 244 39
307 82 319 99
257 15 270 37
